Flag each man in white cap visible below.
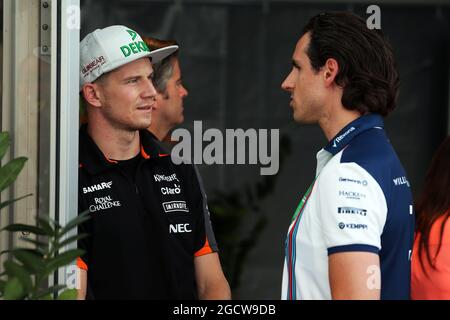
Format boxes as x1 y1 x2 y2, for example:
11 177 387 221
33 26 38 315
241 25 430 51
77 25 230 300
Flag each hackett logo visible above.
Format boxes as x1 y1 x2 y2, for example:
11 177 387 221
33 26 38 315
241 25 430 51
83 181 113 194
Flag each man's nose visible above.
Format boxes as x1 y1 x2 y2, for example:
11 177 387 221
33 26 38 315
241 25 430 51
180 85 188 98
142 78 157 99
281 72 294 92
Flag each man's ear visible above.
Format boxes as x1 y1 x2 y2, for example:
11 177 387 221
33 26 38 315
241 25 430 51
81 83 103 108
323 58 339 87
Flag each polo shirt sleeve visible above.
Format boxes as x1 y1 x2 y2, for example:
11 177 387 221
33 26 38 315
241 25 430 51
316 162 387 255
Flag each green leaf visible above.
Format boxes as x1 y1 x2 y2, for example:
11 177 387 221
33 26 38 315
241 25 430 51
37 216 55 236
12 250 45 273
2 247 44 256
19 236 48 249
45 249 84 275
33 285 66 300
0 132 10 161
3 277 24 300
57 288 77 300
55 233 89 251
59 211 91 235
0 194 32 211
38 214 61 229
0 157 28 193
1 224 49 236
4 260 33 294
0 279 6 293
38 294 53 300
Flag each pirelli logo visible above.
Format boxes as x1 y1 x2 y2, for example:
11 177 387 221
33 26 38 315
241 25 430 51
162 201 189 213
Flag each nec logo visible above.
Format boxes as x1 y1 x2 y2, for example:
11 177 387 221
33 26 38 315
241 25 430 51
169 223 192 234
83 181 113 194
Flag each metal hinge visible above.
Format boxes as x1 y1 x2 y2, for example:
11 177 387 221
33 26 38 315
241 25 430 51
40 0 51 56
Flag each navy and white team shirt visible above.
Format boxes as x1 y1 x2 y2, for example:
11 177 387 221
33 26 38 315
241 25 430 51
282 114 415 300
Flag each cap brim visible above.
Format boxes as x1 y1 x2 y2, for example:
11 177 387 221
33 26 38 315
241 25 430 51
148 45 179 64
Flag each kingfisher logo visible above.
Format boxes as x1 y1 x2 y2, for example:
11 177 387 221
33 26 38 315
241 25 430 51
338 207 367 216
163 201 189 213
393 176 410 187
333 127 355 148
83 181 113 194
154 173 179 183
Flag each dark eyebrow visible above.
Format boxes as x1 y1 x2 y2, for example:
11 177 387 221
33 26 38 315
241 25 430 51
292 60 301 69
122 75 141 82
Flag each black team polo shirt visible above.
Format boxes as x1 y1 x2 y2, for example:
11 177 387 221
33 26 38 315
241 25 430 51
77 124 212 299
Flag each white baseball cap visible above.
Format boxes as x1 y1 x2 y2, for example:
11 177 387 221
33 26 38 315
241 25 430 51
80 25 178 89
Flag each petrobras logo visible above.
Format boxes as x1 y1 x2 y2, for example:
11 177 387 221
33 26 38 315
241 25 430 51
89 195 121 213
333 127 355 148
338 206 367 216
163 201 189 213
154 173 180 183
393 176 410 187
338 222 368 230
338 190 366 200
339 177 368 186
169 223 192 234
83 181 113 194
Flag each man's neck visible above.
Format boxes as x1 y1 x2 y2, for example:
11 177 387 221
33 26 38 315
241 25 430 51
318 103 361 142
87 123 141 160
149 123 170 142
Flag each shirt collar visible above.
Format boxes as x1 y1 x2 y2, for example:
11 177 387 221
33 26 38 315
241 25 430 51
79 124 168 175
323 113 384 156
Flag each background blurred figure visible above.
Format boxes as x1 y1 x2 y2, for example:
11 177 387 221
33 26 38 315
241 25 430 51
412 136 450 299
142 36 231 299
143 37 188 142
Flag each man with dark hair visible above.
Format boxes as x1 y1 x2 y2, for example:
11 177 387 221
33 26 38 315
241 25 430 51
281 12 414 300
142 36 231 299
143 37 188 142
77 26 230 299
